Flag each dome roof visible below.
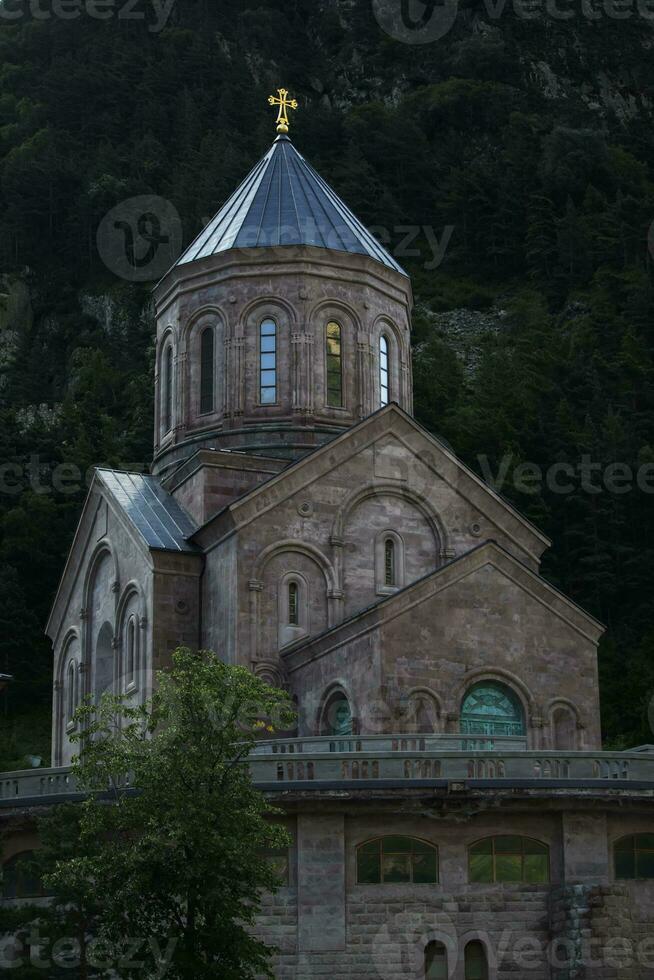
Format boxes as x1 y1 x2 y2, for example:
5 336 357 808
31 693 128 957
176 135 406 276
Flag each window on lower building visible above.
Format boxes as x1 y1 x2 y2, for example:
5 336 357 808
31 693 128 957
326 321 343 407
469 836 549 884
380 335 390 407
66 660 77 723
357 837 438 885
2 852 45 900
163 344 173 433
614 834 654 880
465 941 489 980
461 681 526 738
384 538 396 587
125 616 137 688
260 318 277 404
260 847 290 887
425 941 448 979
321 692 353 737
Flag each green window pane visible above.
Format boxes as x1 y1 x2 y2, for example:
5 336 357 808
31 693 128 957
524 854 549 883
636 834 654 850
496 855 523 882
470 853 493 883
382 854 412 883
615 836 635 852
413 852 438 884
358 850 381 884
383 837 413 853
524 838 549 855
471 839 493 856
360 840 379 856
495 836 523 854
465 942 488 980
615 850 636 879
412 838 435 854
637 851 654 879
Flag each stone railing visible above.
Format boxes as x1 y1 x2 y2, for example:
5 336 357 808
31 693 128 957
1 741 653 806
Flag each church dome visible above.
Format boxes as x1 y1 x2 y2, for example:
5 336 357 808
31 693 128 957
175 135 406 276
152 132 414 477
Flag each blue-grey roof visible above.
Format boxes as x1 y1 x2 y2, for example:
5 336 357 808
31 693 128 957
176 136 406 275
96 470 198 553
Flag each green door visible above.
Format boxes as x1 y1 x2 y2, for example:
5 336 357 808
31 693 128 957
425 942 448 979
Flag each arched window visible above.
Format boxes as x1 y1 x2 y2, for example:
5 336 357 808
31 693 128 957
384 538 396 587
465 941 489 980
461 681 526 737
200 327 215 415
288 582 299 626
357 837 438 884
163 344 173 433
260 318 277 404
326 321 343 407
425 941 448 979
469 836 549 883
2 852 45 900
125 616 137 689
380 335 390 407
551 705 577 750
321 691 353 737
66 660 77 724
615 834 654 880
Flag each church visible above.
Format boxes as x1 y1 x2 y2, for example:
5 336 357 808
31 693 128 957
3 93 654 979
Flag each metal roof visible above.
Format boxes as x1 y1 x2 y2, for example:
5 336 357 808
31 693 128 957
176 135 406 275
96 470 198 553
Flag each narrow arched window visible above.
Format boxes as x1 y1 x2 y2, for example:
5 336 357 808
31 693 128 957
469 836 549 883
163 344 173 433
126 617 136 687
288 582 299 626
425 941 448 979
260 319 277 404
384 538 396 587
465 941 489 980
615 834 654 880
200 328 215 415
326 321 343 407
66 661 76 723
322 692 353 737
380 335 390 407
357 837 438 884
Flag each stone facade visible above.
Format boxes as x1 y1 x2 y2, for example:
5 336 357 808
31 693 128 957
2 132 653 978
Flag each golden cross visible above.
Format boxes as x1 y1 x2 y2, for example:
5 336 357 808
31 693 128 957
268 88 298 135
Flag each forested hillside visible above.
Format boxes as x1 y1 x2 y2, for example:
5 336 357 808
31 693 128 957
1 0 653 759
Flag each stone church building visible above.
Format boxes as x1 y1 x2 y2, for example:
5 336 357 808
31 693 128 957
3 120 654 979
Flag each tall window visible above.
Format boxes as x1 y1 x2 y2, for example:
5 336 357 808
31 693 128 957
163 344 173 433
384 538 396 587
322 692 353 737
326 321 343 407
200 328 215 415
380 335 390 407
66 661 77 723
425 942 448 979
615 835 654 880
465 942 489 980
357 837 438 885
2 853 45 900
288 582 299 626
126 617 137 688
260 319 277 404
469 836 549 884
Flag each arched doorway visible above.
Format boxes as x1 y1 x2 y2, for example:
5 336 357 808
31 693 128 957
461 681 525 737
425 940 448 978
465 941 489 979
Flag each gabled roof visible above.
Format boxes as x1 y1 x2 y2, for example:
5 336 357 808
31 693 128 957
96 470 198 554
175 135 406 276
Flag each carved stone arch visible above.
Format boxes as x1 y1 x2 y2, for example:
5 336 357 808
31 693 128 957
310 298 361 415
240 294 299 330
116 582 146 695
54 626 81 689
333 482 448 557
308 296 363 331
253 661 286 690
156 326 177 440
253 539 337 593
458 931 497 980
181 304 228 345
404 686 443 734
317 682 357 737
83 542 119 625
546 697 582 750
